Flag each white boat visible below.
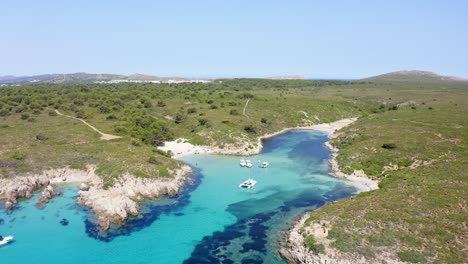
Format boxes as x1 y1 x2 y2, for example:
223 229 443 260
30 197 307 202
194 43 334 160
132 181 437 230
238 178 257 189
240 159 246 167
0 235 13 246
245 160 253 168
260 162 269 168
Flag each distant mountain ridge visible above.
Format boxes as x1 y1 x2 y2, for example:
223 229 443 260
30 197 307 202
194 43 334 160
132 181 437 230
362 70 468 83
0 72 199 85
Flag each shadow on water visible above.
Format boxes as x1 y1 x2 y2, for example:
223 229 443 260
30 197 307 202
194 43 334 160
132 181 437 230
84 167 203 242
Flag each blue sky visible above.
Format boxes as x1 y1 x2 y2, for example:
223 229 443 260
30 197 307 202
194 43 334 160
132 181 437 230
1 0 467 78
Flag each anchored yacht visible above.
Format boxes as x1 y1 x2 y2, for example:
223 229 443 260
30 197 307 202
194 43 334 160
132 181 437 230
240 159 246 167
238 178 257 189
0 235 13 246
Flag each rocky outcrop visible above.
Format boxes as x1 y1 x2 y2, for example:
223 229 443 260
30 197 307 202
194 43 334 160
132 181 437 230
281 215 314 264
0 163 192 232
77 165 192 231
36 185 55 208
0 165 99 211
2 176 50 211
284 215 406 264
80 183 90 191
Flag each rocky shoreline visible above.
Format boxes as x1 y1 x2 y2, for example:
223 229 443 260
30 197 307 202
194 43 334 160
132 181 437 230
0 164 192 231
77 165 192 230
280 124 380 264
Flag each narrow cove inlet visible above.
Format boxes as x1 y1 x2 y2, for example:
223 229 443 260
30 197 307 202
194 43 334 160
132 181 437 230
0 130 360 264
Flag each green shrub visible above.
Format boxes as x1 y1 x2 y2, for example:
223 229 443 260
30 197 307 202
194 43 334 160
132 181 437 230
106 114 118 120
397 250 425 263
36 134 48 141
198 118 209 126
304 235 325 254
10 150 26 161
158 165 171 177
175 113 185 124
148 157 159 164
244 125 257 134
382 143 396 149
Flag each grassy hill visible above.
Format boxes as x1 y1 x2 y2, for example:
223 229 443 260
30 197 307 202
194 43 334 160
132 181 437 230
301 81 468 263
363 70 468 83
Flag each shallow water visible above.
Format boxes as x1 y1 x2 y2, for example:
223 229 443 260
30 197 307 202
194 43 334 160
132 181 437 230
0 131 358 263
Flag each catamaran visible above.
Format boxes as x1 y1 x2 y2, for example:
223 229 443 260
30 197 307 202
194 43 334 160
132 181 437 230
238 178 257 189
245 160 253 168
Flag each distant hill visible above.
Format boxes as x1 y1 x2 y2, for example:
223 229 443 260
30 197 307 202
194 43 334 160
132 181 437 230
363 70 468 83
0 73 197 85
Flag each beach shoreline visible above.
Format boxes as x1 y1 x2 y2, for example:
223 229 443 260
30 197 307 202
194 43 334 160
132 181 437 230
159 118 359 158
159 117 378 192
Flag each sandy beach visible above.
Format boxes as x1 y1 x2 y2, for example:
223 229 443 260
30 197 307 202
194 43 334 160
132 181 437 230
159 117 358 158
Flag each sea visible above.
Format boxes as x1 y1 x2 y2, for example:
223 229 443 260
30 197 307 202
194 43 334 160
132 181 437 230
0 130 359 263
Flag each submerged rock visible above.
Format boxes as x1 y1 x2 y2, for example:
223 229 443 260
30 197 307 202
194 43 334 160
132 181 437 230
60 218 69 226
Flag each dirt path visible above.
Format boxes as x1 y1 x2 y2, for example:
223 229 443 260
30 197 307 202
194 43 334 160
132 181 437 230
55 110 121 140
298 110 309 118
243 99 251 119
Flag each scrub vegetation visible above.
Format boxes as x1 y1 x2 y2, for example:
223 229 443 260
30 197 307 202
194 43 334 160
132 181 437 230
0 79 372 181
0 78 467 262
304 79 468 263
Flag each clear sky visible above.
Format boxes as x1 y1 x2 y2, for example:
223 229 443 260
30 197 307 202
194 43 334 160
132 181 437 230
1 0 467 79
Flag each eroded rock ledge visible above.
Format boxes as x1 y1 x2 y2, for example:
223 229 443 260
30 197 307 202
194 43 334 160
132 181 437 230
77 165 192 230
282 215 405 264
0 166 97 211
0 164 192 231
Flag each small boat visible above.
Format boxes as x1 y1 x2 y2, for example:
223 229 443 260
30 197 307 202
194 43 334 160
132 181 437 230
0 235 14 246
240 159 246 167
238 178 257 189
260 162 269 168
245 160 253 168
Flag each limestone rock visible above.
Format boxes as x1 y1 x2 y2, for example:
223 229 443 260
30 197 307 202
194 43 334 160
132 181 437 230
36 185 55 208
80 183 90 191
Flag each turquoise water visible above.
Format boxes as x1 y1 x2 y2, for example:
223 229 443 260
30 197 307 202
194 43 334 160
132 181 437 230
0 131 358 263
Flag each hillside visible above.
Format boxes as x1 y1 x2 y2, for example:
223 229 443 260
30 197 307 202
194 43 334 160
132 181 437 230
363 70 468 83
